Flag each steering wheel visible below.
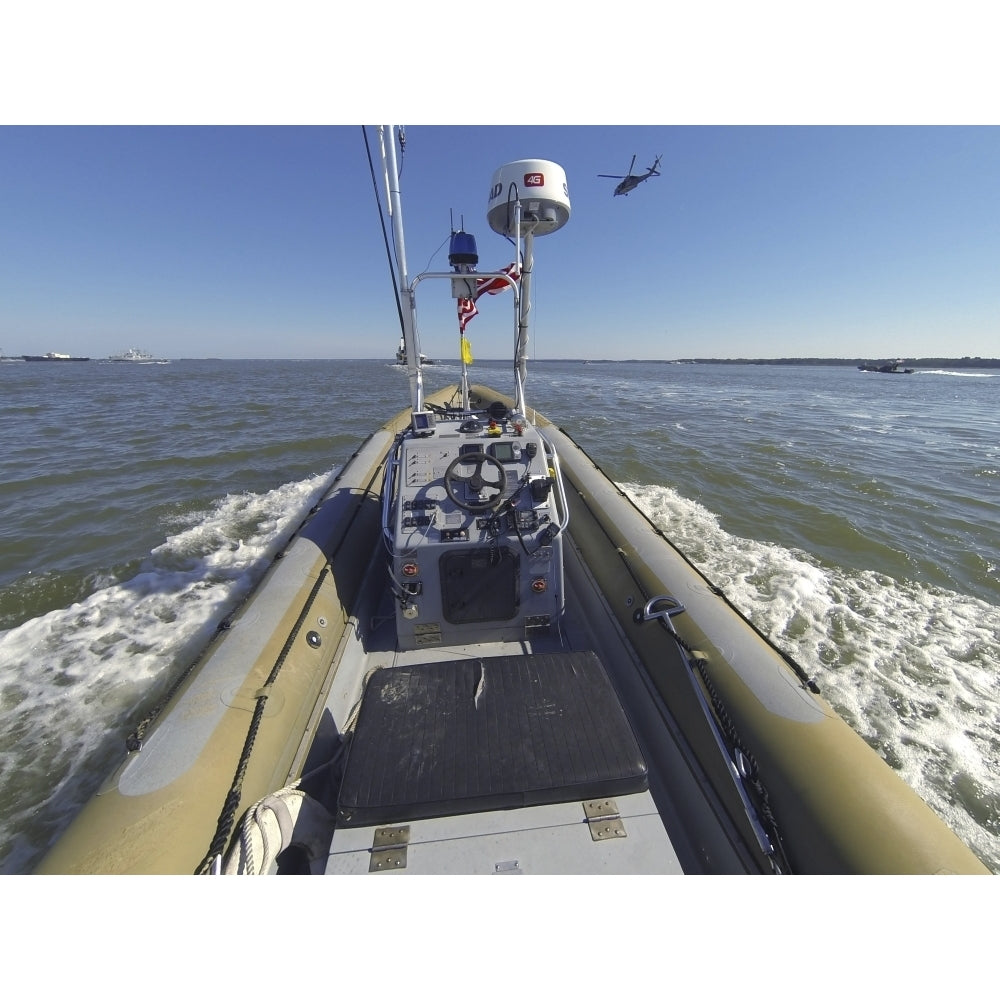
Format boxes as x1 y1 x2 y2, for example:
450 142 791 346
444 452 507 512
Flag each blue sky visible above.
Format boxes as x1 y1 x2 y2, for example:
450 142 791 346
2 124 998 361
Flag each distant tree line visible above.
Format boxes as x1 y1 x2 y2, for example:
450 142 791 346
669 357 1000 368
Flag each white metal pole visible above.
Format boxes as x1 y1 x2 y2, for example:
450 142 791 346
380 126 424 414
515 227 534 416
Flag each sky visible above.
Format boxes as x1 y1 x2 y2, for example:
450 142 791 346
2 8 998 362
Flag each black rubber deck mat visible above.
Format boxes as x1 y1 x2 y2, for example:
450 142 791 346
336 650 648 827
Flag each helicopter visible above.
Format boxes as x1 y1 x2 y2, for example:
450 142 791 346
598 154 663 196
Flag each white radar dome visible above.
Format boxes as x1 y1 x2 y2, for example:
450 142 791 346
487 160 570 237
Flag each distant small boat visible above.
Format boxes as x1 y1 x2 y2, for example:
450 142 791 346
21 352 90 362
108 348 168 363
395 336 431 366
858 359 915 374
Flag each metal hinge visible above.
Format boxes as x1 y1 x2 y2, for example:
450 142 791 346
369 825 409 872
583 799 627 842
413 622 442 645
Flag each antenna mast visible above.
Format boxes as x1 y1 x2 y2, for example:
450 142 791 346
379 125 424 413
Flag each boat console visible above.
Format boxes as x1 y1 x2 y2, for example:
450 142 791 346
381 155 574 652
385 403 567 650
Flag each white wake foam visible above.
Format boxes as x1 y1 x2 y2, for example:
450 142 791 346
622 479 1000 871
0 470 335 873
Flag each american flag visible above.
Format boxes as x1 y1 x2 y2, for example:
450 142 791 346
457 263 519 334
457 297 479 333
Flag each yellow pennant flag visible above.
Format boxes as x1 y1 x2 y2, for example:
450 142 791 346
461 336 473 365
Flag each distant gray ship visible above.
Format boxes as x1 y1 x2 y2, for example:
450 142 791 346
107 348 168 363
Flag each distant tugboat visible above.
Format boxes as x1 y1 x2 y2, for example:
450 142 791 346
858 359 915 374
21 351 90 362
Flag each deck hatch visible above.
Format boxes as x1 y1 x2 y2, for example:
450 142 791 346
336 651 648 828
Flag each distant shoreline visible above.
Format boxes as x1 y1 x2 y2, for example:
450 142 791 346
520 357 1000 368
666 357 1000 368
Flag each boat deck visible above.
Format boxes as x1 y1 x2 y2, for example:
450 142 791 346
323 648 681 873
278 516 741 876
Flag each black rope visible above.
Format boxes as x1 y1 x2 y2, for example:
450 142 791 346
687 646 794 875
193 564 332 874
126 654 200 753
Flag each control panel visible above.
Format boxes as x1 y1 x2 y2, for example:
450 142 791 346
390 413 565 650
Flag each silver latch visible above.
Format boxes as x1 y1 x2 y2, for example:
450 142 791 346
369 825 409 872
583 799 627 842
